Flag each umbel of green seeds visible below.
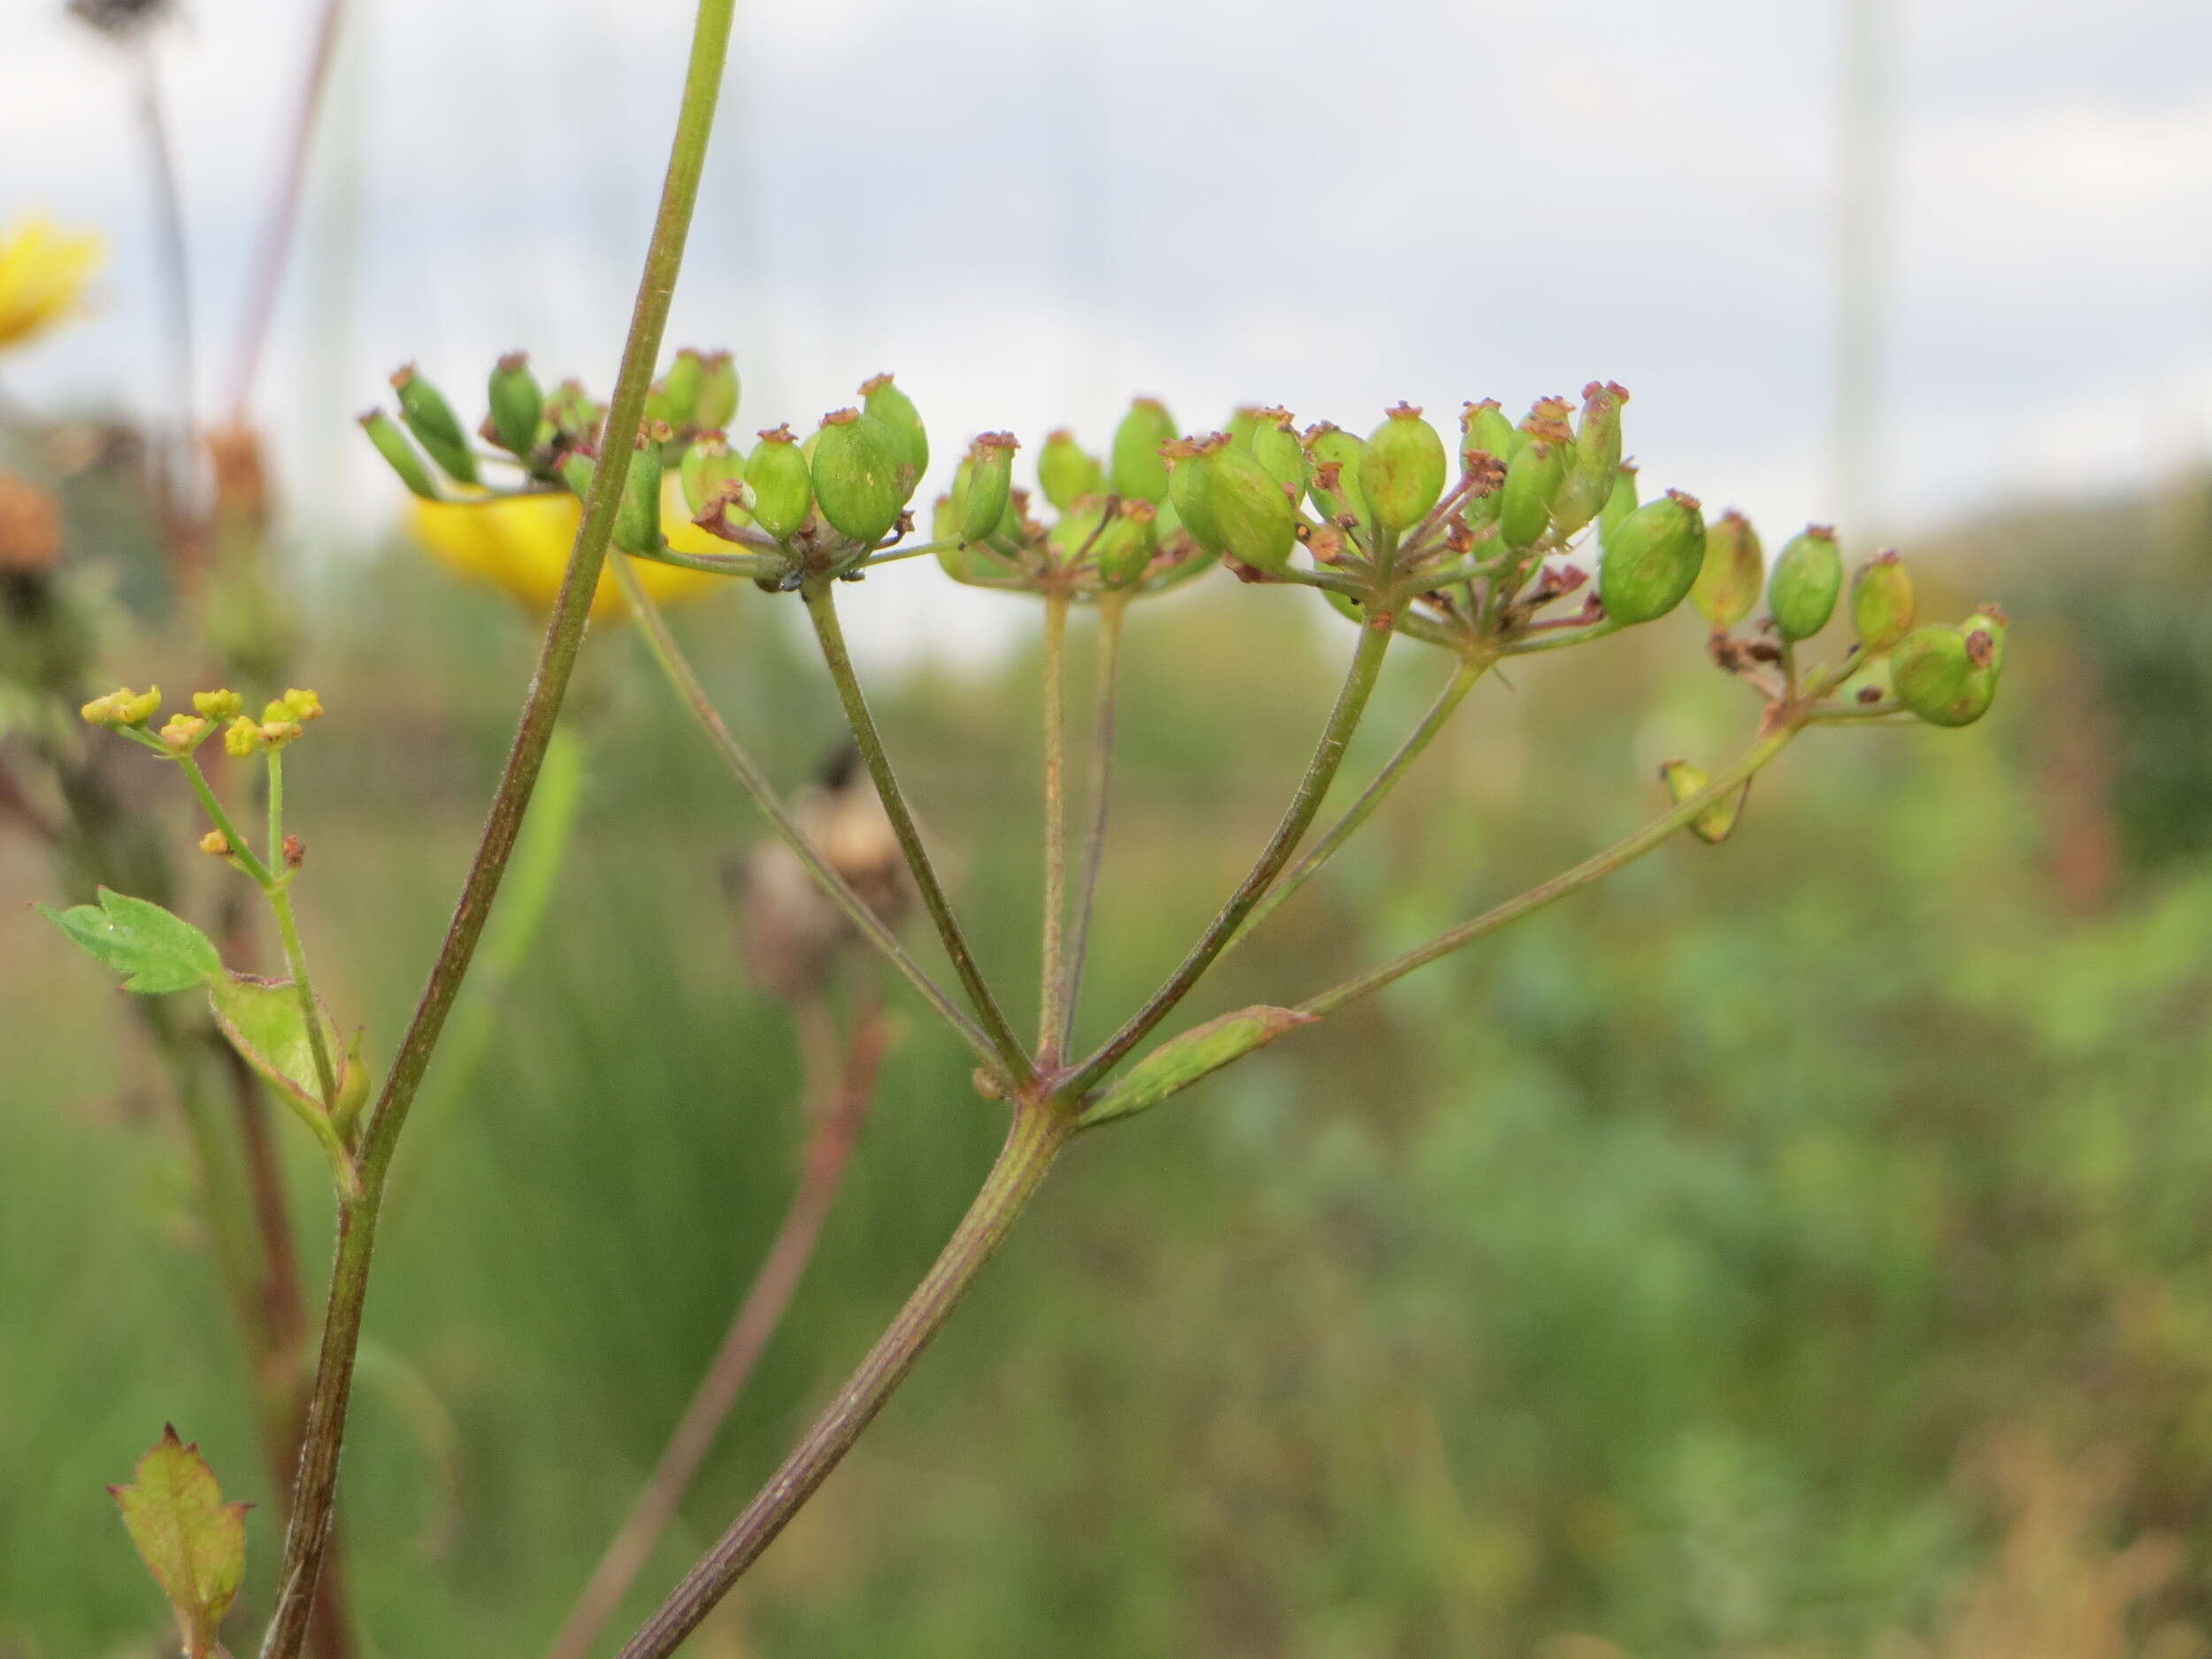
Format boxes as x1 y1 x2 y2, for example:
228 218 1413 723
1891 621 1997 727
1168 434 1296 573
1110 398 1177 503
390 365 475 484
1302 425 1371 530
860 373 928 485
1767 525 1843 641
486 352 544 459
954 433 1018 544
1599 488 1706 625
1363 403 1448 533
746 425 813 541
812 408 907 543
1692 509 1763 628
1850 550 1915 651
1038 429 1104 511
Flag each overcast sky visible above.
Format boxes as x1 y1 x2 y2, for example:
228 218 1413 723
4 0 2208 657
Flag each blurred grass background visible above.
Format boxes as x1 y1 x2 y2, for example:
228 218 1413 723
6 453 2212 1659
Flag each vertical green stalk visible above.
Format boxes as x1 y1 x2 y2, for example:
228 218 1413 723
612 1100 1075 1659
1036 591 1071 1063
263 751 340 1106
1056 593 1125 1056
801 579 1033 1084
255 4 739 1653
1228 651 1485 953
1062 611 1396 1096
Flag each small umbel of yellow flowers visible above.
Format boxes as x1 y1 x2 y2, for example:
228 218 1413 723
80 685 162 727
0 216 104 354
83 684 326 759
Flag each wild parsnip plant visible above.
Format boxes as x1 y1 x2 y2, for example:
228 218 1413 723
35 2 2010 1655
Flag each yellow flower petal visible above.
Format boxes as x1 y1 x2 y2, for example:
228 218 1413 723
410 482 723 625
0 216 104 353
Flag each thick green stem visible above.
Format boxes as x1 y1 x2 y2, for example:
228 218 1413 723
1228 650 1485 955
802 579 1033 1083
1036 592 1071 1064
1062 611 1396 1096
612 1101 1075 1659
1056 594 1125 1055
611 557 1007 1076
256 4 737 1653
1299 719 1802 1020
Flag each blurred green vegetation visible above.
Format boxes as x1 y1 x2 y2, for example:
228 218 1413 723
5 466 2212 1659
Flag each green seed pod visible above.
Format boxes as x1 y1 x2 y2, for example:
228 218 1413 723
486 352 544 459
1691 509 1763 629
358 409 441 500
1094 499 1158 588
1170 435 1296 572
614 428 665 554
1599 488 1706 624
1659 758 1743 845
1552 380 1629 538
1597 463 1639 547
1462 449 1507 535
954 432 1018 544
1038 428 1104 512
545 379 603 448
390 365 477 484
1767 525 1844 642
1110 397 1177 503
1499 429 1568 551
560 449 596 501
811 408 907 544
1962 605 2008 677
660 349 706 429
745 425 812 541
1363 403 1448 533
1225 406 1264 450
860 373 928 489
1249 410 1306 495
1049 496 1109 562
1302 424 1371 529
680 433 742 519
1462 399 1517 467
695 351 740 431
1891 624 1996 727
1850 550 1915 652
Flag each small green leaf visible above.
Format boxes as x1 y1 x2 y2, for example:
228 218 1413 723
38 887 222 994
109 1425 250 1659
209 973 363 1200
1079 1005 1316 1129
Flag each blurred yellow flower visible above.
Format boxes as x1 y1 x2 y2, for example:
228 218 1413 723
0 217 104 353
411 480 727 624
